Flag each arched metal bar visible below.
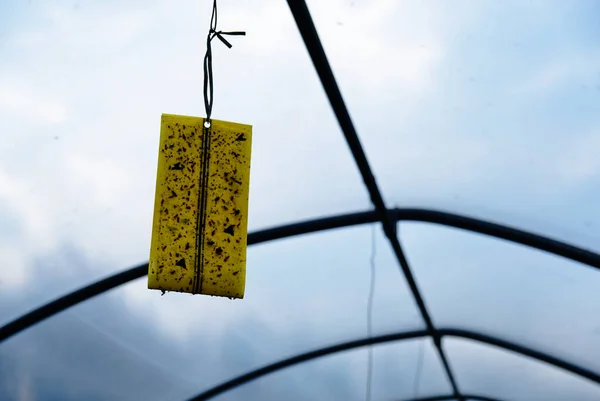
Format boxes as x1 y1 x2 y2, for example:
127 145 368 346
0 210 375 344
393 209 600 269
0 263 149 344
401 396 456 401
401 395 502 401
187 327 600 400
2 207 600 344
187 329 429 401
439 328 600 386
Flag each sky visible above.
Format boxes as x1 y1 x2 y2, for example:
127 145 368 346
1 0 600 400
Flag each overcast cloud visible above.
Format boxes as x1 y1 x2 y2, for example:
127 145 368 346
1 0 600 400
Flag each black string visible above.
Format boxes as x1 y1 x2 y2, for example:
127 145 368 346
203 0 245 126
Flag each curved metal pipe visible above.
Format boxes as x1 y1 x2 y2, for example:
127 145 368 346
440 328 600 387
187 328 600 400
393 208 600 269
0 209 376 343
401 395 502 401
188 329 429 400
2 207 599 344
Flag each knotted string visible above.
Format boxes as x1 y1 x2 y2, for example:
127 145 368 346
203 0 245 126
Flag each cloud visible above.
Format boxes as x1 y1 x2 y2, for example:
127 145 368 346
0 82 68 124
307 0 445 98
401 222 600 375
0 169 59 290
448 338 600 401
0 241 437 401
2 1 600 399
0 246 29 288
555 128 600 184
0 0 376 277
510 52 600 96
119 223 422 345
3 236 598 401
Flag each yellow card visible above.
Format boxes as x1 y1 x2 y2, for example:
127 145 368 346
148 114 252 298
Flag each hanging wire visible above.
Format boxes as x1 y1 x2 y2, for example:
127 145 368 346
366 224 377 401
203 0 245 126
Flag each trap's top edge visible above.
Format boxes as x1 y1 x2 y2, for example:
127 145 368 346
160 113 253 130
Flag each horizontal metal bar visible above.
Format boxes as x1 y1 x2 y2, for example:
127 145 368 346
2 207 599 344
187 327 600 400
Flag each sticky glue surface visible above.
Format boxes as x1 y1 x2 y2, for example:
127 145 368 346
148 114 252 298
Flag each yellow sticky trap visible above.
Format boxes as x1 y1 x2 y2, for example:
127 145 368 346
148 114 252 298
